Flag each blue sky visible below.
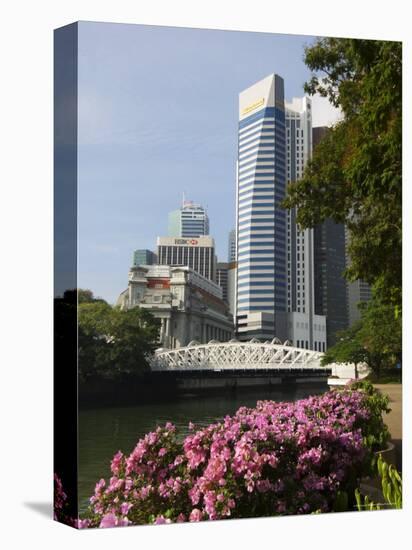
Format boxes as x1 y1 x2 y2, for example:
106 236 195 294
77 22 340 303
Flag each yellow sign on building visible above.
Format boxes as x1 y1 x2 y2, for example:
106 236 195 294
242 98 265 116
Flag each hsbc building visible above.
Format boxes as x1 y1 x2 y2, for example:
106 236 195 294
157 236 216 281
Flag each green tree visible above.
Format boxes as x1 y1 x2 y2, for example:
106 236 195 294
78 302 160 381
78 288 107 304
282 38 401 308
321 321 369 378
322 294 402 379
358 296 402 377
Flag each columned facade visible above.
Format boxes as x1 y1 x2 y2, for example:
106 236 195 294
117 265 233 349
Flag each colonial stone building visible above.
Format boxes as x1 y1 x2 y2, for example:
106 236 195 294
117 265 234 349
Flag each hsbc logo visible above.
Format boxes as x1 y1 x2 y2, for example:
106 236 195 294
175 239 199 245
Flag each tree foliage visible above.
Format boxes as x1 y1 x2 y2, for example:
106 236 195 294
321 295 401 376
321 321 369 368
283 38 402 308
77 297 160 381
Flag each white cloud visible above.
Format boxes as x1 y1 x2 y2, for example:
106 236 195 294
311 93 343 128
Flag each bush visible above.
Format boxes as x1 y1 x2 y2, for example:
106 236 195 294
343 380 391 452
80 388 390 528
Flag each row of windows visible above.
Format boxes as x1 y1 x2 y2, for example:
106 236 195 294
239 129 274 147
158 246 213 279
238 290 276 297
239 195 275 204
204 325 232 343
238 107 284 130
238 271 286 280
239 137 275 153
289 340 324 352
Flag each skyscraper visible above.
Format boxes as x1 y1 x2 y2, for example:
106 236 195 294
168 199 210 238
312 127 349 346
235 74 288 341
314 220 348 346
345 226 372 326
157 236 216 281
234 75 326 350
285 99 326 351
228 228 236 263
216 262 229 303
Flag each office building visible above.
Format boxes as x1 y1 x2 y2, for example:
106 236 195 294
227 261 237 316
228 229 236 262
132 249 157 267
234 75 326 349
347 279 372 325
216 262 229 303
235 74 288 341
285 98 326 351
312 127 349 346
117 265 233 348
168 199 210 238
345 226 372 325
157 236 216 281
313 219 348 346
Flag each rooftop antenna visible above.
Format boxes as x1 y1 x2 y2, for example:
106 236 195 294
182 190 186 207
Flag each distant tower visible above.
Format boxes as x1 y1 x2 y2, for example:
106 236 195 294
157 236 216 281
132 249 157 266
168 199 210 238
216 262 229 303
228 228 236 263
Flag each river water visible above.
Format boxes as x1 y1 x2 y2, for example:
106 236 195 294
78 382 328 512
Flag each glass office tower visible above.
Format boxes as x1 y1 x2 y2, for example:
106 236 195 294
235 74 287 341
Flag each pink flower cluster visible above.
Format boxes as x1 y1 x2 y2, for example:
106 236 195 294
54 473 67 521
83 389 377 528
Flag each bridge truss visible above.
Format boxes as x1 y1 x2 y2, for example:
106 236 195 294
149 338 326 372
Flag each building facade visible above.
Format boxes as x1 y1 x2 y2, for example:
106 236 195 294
133 249 157 267
234 75 326 350
285 97 326 352
168 200 210 238
347 279 372 325
312 125 349 347
313 219 348 346
216 262 229 303
117 265 233 349
157 236 216 281
228 228 236 263
235 74 288 341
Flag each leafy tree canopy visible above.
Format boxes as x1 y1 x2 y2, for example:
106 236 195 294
78 301 160 381
321 321 369 368
322 295 401 376
283 38 401 308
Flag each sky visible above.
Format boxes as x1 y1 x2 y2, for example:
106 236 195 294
77 22 342 304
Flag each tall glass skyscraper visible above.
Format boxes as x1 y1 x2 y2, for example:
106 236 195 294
168 200 210 238
235 77 326 350
235 74 287 341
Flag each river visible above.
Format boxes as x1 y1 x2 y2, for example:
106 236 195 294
78 382 328 512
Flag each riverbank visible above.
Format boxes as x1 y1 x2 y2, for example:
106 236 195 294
79 374 329 408
374 383 402 471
